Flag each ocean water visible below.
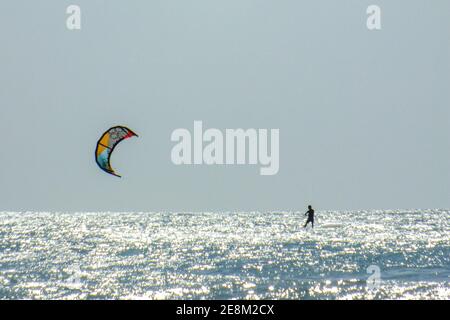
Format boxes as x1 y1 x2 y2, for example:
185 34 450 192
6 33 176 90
0 210 448 300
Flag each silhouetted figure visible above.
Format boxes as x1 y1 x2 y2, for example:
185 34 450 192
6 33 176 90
304 205 315 228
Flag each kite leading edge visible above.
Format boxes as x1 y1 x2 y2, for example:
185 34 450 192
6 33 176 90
95 126 138 177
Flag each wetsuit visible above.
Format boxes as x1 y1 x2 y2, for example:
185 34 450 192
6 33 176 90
304 209 314 228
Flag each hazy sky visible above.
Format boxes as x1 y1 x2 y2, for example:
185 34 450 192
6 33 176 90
0 1 449 212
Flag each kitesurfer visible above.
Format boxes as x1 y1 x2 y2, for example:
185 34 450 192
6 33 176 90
303 205 315 228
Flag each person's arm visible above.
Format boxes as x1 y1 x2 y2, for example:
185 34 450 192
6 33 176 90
305 211 308 216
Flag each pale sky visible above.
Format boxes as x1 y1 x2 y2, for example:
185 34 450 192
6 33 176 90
0 0 449 211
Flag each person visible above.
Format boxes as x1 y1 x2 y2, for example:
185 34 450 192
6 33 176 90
303 205 315 228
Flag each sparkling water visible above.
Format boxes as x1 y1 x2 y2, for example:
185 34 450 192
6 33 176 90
0 210 448 299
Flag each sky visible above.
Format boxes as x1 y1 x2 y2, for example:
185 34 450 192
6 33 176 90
0 0 449 212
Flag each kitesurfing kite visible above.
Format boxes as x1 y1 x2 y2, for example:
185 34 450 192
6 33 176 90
95 126 138 177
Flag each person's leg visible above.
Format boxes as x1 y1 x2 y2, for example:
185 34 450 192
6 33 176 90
311 220 314 228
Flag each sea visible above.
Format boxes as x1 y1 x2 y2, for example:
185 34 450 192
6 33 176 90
0 210 448 300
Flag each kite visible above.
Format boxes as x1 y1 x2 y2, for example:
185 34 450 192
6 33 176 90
95 126 138 177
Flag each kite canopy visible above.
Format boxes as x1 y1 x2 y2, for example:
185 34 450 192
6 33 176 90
95 126 138 177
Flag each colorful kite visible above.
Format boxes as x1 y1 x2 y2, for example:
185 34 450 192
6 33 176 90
95 126 138 177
